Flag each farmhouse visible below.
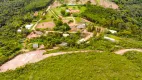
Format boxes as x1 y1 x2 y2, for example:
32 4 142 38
17 29 22 33
104 36 116 42
33 43 39 49
63 33 69 37
109 30 117 34
25 24 33 29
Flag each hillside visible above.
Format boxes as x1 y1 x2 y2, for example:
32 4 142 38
1 52 142 80
0 0 142 79
0 0 53 64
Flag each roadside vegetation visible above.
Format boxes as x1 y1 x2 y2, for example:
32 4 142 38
1 52 142 80
0 0 142 79
0 0 53 64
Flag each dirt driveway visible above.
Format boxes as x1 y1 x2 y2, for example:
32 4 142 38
0 50 46 72
114 49 142 55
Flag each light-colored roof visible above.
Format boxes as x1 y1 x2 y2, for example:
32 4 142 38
59 42 68 47
109 30 117 34
104 36 116 42
66 10 70 12
77 39 85 44
25 24 33 29
77 24 86 29
63 34 69 37
17 29 22 33
33 43 38 49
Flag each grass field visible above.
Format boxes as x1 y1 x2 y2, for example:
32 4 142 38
1 52 142 80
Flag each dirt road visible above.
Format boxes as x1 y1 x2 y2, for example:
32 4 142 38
31 6 51 30
114 49 142 55
1 48 142 72
0 50 97 72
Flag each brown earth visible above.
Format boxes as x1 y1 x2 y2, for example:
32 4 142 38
0 50 97 72
27 32 40 39
36 22 55 30
114 49 142 55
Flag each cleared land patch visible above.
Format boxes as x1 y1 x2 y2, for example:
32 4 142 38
36 22 55 30
0 52 142 80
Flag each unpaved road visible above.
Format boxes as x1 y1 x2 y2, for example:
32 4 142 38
1 48 142 72
0 50 97 72
31 6 51 30
114 49 142 55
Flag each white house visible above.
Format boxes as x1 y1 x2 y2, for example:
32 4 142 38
63 34 69 37
109 30 117 34
25 24 33 29
104 36 116 42
17 29 22 33
66 10 70 13
33 43 39 49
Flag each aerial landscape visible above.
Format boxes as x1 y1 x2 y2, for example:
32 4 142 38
0 0 142 79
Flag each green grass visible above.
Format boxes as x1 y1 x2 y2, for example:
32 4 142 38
119 38 142 49
124 51 142 71
1 52 142 80
107 34 121 41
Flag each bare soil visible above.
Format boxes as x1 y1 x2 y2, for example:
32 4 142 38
27 32 40 39
0 50 96 72
114 49 142 55
0 50 46 72
36 22 55 30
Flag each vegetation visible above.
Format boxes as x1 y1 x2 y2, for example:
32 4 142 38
1 52 142 80
0 0 53 64
0 0 142 79
82 4 142 40
124 51 142 71
54 20 71 32
26 32 81 50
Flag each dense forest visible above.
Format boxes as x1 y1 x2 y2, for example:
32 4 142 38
82 0 142 39
0 0 53 64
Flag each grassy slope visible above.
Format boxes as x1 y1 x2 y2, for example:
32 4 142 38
124 51 142 71
0 52 142 80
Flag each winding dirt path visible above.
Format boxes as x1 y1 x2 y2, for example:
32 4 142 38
1 48 142 72
114 49 142 55
31 6 51 30
0 50 98 72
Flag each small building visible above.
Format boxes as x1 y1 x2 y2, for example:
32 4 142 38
17 29 22 33
25 24 33 29
66 10 70 13
77 39 85 44
77 24 86 29
104 36 116 42
63 34 69 37
109 30 117 34
59 42 68 47
33 43 39 49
